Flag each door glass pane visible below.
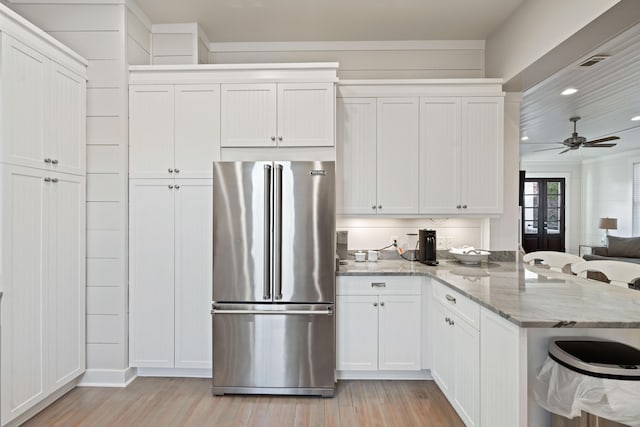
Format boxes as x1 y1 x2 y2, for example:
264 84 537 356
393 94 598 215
524 194 538 208
524 220 537 233
524 181 538 194
523 207 537 221
546 221 560 234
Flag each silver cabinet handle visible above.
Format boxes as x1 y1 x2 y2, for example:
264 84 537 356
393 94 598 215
51 178 58 183
445 294 457 304
371 205 376 210
371 282 386 288
445 316 450 323
271 136 276 141
175 185 180 189
174 168 180 173
51 159 59 165
450 319 455 325
456 205 461 209
462 204 467 209
380 301 385 307
278 136 283 141
168 168 174 173
373 302 378 307
168 185 174 189
44 177 51 182
378 205 382 209
44 158 52 163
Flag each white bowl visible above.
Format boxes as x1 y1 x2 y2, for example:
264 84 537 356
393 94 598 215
449 249 490 265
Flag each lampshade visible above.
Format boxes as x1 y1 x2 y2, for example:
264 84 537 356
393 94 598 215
598 217 618 230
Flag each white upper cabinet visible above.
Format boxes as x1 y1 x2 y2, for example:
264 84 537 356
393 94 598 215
336 97 418 215
221 82 334 148
420 96 504 215
336 98 377 214
376 98 419 214
1 34 86 175
129 84 221 178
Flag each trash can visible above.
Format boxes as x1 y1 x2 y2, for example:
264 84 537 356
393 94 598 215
534 338 640 427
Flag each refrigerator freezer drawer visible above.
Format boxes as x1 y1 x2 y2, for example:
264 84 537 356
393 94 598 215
211 304 335 397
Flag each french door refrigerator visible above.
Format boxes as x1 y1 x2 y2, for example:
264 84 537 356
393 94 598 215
211 161 336 397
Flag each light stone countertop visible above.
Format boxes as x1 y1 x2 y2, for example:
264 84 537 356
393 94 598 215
337 259 640 328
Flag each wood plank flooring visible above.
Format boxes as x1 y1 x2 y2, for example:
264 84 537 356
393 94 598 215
22 378 464 427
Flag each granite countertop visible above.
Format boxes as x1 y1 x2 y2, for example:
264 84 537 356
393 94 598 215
337 259 640 328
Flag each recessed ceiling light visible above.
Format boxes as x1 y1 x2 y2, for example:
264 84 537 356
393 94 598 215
632 115 640 121
521 136 529 141
561 88 578 96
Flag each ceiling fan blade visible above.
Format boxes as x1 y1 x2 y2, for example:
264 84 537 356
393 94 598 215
583 143 617 148
559 148 571 154
586 136 620 144
532 147 564 153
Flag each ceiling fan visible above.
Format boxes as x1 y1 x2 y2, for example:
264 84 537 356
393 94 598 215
536 116 620 154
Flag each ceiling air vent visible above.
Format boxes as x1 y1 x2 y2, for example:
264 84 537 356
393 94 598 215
578 55 610 67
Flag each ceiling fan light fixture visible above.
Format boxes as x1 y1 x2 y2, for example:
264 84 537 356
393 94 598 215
561 88 578 96
521 135 529 141
632 115 640 121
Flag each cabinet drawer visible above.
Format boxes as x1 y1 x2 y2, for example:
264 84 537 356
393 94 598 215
432 281 479 329
337 276 421 295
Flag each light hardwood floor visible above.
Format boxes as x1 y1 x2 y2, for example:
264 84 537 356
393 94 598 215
23 378 464 426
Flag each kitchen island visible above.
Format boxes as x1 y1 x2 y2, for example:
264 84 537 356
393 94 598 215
336 259 640 426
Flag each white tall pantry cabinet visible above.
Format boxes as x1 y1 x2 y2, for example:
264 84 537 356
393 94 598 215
0 5 87 426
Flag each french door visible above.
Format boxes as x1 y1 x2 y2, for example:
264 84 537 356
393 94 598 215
521 178 566 252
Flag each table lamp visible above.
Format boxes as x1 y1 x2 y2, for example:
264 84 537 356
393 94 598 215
599 217 617 246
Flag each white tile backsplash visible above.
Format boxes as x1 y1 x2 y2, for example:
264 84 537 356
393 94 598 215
337 217 483 251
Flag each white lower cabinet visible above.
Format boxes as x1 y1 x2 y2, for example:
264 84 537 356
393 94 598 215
1 165 85 425
129 179 212 371
336 276 421 376
432 282 480 427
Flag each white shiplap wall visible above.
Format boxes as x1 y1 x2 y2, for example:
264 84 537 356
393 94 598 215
10 0 151 386
210 40 485 79
151 22 211 65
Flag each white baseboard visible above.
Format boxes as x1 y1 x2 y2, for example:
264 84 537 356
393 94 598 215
136 367 212 378
77 367 138 387
337 369 433 380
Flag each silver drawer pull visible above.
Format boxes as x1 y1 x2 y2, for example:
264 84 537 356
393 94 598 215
371 282 386 288
212 309 332 316
445 294 457 304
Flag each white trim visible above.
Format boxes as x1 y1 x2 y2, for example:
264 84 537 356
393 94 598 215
336 369 432 380
125 0 151 31
581 147 640 165
210 40 485 53
77 367 138 387
151 22 197 34
525 172 573 254
197 25 210 48
136 367 213 378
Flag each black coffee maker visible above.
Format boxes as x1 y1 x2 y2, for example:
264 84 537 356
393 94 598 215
418 229 438 266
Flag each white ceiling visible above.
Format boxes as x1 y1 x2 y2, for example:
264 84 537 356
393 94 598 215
520 23 640 162
135 0 523 43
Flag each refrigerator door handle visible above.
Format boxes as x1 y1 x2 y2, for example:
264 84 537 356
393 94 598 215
211 308 333 316
263 164 272 300
273 164 283 300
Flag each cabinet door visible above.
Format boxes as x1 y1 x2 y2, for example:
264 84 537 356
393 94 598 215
48 62 86 175
175 85 221 178
336 98 377 215
174 180 213 368
1 36 48 170
221 84 276 147
129 86 174 178
47 173 86 391
460 97 504 214
376 98 419 214
1 166 47 424
277 83 334 147
336 295 379 371
453 316 480 427
432 303 454 398
129 180 175 367
419 97 461 214
378 295 421 371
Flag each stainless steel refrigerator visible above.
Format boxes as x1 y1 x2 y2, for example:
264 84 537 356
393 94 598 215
211 161 336 397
